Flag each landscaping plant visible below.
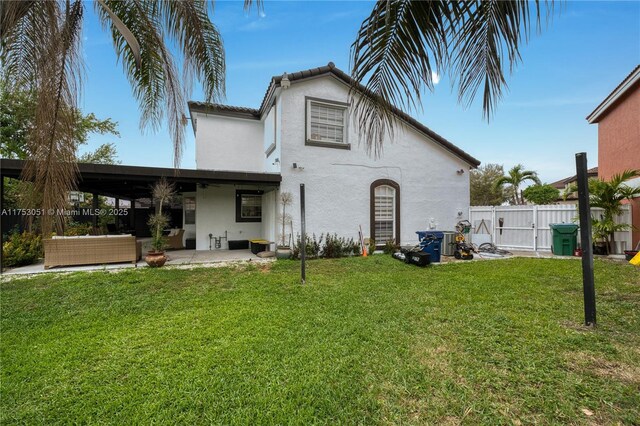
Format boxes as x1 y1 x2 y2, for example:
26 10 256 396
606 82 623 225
278 191 293 248
522 184 560 205
322 234 359 258
383 239 400 254
1 230 42 268
64 221 93 236
147 178 175 253
588 170 640 254
292 233 322 259
367 238 376 255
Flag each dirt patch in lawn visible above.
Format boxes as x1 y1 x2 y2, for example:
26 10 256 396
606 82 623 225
560 320 596 333
566 351 640 384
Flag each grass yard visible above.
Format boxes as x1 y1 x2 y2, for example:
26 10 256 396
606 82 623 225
1 257 639 424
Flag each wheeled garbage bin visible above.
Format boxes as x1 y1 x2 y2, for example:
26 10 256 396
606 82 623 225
416 231 444 263
550 224 579 256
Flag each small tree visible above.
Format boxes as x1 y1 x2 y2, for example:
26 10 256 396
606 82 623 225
494 164 541 205
522 184 560 205
470 163 509 206
147 178 176 252
588 170 640 254
279 192 293 247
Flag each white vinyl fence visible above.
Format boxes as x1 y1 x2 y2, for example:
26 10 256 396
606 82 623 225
468 204 633 253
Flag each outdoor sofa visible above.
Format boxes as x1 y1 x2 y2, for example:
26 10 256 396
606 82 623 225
43 235 141 269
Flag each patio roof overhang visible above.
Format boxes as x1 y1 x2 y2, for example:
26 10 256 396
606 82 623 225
0 159 281 200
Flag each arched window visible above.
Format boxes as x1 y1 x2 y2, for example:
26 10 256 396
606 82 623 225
370 180 400 245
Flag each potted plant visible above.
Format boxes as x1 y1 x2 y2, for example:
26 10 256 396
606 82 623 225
144 178 175 267
276 191 293 259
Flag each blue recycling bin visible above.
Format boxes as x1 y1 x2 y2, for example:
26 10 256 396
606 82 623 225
416 231 444 263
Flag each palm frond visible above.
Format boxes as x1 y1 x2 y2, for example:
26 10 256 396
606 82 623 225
451 1 541 118
0 1 59 89
159 1 225 103
493 175 512 189
95 0 141 69
350 0 552 152
243 0 263 13
95 0 186 167
350 0 450 156
22 0 84 235
95 0 229 168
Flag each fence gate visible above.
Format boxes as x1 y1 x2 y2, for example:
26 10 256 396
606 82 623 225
469 204 632 252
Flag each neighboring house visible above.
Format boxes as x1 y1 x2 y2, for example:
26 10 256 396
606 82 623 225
187 62 480 250
587 65 640 248
550 167 598 204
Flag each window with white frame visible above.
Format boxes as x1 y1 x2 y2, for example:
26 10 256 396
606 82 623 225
306 99 348 145
374 185 396 243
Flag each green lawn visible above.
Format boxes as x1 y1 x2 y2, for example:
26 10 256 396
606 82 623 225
1 257 638 425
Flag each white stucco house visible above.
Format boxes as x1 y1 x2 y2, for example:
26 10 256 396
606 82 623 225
185 62 480 251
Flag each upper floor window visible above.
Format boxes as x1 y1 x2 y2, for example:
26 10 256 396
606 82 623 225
306 98 350 149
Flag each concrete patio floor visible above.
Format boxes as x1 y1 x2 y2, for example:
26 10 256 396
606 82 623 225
1 249 269 276
2 248 627 277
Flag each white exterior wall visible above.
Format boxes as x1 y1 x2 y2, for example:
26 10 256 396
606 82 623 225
277 76 471 245
195 185 263 250
263 98 282 174
182 191 197 245
194 113 263 172
192 75 474 249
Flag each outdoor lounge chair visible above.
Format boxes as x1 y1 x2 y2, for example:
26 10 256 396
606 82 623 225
166 229 185 250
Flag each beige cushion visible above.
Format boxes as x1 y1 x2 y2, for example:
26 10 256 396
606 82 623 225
256 251 275 258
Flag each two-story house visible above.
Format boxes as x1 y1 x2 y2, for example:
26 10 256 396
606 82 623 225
186 63 480 251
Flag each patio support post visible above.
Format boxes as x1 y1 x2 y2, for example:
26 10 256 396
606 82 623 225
131 199 136 234
92 192 99 230
576 152 596 327
114 198 120 231
300 183 306 284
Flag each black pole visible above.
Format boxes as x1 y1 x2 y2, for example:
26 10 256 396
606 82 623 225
0 176 4 273
300 183 306 284
576 152 596 326
92 192 99 229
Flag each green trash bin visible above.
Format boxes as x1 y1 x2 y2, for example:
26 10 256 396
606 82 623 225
550 223 579 256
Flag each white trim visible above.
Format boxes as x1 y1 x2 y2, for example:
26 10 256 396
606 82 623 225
587 67 640 123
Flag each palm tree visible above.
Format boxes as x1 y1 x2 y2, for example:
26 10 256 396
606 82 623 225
1 1 255 234
494 164 541 205
350 1 554 155
588 170 640 254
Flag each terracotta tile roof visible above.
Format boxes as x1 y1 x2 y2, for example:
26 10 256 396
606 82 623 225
189 62 481 167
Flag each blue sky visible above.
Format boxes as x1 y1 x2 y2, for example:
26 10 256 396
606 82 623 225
79 1 640 183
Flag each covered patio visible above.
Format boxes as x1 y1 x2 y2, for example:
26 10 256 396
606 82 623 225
1 158 281 271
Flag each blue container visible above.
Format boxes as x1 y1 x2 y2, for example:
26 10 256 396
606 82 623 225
416 231 444 263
